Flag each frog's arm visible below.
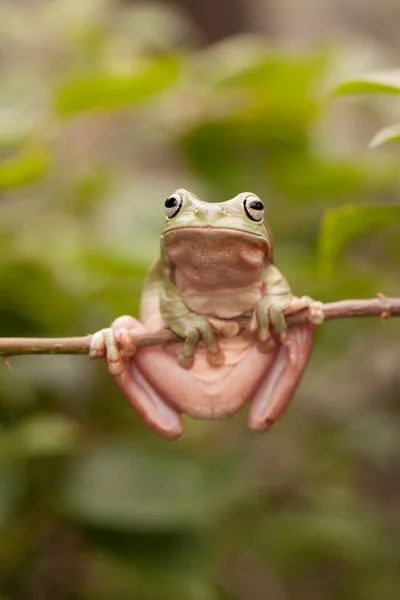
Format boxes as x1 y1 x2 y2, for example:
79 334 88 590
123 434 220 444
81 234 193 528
247 264 292 347
264 263 292 294
156 256 223 368
248 263 323 349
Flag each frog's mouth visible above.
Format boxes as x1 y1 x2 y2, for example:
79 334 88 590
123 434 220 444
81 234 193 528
163 226 270 253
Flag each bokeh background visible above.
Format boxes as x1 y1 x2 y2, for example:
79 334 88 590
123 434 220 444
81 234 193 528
2 1 400 599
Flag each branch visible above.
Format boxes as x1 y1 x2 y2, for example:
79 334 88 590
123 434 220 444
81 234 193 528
0 297 398 359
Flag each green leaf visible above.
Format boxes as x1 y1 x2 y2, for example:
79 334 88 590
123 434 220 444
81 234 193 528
0 146 50 190
333 69 400 96
318 204 400 276
55 56 182 116
369 122 400 148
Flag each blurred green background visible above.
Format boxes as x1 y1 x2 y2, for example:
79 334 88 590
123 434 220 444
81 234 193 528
2 1 400 599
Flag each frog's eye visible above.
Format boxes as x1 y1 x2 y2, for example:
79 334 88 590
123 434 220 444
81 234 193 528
165 193 183 218
244 196 264 222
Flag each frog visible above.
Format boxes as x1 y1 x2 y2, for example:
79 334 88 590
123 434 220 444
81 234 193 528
89 189 324 439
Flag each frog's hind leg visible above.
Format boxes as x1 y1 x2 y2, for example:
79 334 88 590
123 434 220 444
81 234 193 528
248 324 315 432
116 361 184 439
109 316 183 440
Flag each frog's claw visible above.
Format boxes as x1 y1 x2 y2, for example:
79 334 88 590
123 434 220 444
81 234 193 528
177 328 199 369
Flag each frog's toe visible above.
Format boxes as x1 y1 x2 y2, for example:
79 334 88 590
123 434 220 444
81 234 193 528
200 324 225 367
256 338 276 354
173 316 226 369
269 305 287 340
177 353 195 369
89 330 106 359
177 328 199 369
114 327 136 360
206 345 225 367
245 309 259 336
257 316 270 344
90 328 124 375
246 305 270 342
89 326 136 375
287 296 324 326
307 300 324 325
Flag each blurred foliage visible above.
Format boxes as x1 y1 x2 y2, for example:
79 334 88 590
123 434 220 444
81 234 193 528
318 204 400 276
1 1 400 599
335 69 400 96
334 68 400 148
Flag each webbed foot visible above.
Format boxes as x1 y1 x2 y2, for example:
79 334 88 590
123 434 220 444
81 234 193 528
89 320 136 375
90 315 183 438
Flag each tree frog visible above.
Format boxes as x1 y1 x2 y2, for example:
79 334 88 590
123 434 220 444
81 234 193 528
90 189 323 439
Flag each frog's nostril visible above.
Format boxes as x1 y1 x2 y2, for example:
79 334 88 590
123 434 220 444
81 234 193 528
196 205 223 221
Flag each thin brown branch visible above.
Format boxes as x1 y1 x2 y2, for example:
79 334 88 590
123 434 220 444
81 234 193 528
0 297 399 359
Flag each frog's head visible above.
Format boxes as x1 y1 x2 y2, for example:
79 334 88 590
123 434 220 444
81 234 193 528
161 189 273 262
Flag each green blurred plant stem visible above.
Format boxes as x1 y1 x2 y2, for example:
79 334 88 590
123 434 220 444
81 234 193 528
0 296 398 360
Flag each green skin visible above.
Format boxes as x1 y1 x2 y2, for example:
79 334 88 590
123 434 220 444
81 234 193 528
156 189 295 366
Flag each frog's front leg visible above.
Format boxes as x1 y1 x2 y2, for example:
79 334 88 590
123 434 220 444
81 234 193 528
247 264 324 352
90 316 183 439
248 323 316 431
160 272 224 369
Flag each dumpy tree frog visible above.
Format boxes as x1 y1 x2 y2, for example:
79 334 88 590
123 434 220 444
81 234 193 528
90 189 323 439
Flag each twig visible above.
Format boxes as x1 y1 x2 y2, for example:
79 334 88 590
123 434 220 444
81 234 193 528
0 297 399 359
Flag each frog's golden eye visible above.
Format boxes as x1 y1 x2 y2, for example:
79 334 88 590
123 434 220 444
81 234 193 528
165 193 183 218
244 196 264 222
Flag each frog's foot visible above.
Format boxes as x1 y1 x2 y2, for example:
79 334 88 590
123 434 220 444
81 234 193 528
171 313 224 369
92 315 183 439
274 297 324 365
285 296 324 325
89 320 136 375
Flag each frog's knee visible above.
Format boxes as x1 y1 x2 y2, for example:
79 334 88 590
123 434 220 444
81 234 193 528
111 315 141 330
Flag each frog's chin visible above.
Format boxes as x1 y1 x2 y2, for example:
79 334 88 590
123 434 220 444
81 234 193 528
162 227 271 285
